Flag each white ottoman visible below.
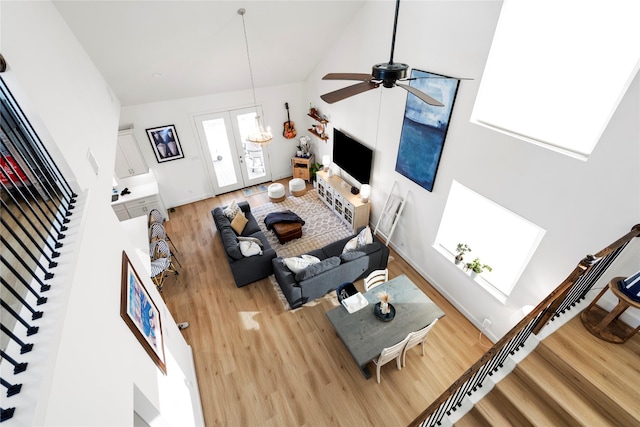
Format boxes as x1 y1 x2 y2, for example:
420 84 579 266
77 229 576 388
289 178 307 197
268 183 286 202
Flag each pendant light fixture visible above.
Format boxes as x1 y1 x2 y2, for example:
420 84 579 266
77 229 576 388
238 8 272 145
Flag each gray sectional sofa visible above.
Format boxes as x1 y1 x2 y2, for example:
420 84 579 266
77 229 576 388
211 201 277 287
272 227 390 309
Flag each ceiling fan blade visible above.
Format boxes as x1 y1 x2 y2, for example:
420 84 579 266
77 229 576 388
323 73 375 81
396 83 444 107
321 81 380 104
403 76 474 81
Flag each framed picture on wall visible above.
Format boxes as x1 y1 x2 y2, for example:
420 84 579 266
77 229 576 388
395 69 460 192
120 251 167 374
146 124 184 163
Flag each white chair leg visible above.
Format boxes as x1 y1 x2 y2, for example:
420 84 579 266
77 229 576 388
376 364 381 384
396 356 402 370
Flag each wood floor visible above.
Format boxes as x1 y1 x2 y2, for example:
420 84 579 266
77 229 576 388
161 178 487 427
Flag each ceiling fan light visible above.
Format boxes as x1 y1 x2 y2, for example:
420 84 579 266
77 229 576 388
247 115 272 145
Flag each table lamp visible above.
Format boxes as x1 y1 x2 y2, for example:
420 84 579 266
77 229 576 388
360 184 371 203
322 155 331 172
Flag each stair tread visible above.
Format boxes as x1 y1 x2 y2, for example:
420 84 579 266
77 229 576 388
517 352 617 426
494 373 573 426
471 386 534 427
457 315 640 426
541 316 640 419
454 408 492 427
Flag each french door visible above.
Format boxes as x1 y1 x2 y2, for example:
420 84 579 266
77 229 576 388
194 106 271 195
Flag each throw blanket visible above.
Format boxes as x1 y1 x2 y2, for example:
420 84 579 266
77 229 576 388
264 210 305 231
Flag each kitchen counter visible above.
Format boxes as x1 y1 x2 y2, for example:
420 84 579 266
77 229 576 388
111 172 168 221
111 180 159 206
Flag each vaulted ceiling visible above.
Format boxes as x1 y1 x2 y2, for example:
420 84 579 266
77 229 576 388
53 1 367 106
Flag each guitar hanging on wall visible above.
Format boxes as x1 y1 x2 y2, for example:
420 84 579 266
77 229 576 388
283 102 297 139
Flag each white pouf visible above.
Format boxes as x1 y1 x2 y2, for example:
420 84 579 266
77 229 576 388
289 178 307 197
268 183 286 202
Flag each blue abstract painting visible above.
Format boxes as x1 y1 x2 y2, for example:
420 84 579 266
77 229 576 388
395 69 460 192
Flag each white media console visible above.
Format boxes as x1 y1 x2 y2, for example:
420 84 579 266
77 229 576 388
316 170 370 233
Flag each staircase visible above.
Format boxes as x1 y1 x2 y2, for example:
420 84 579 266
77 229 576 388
456 315 640 426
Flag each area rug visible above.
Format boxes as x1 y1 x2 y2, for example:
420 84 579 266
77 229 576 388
252 189 352 258
242 184 268 197
251 190 353 309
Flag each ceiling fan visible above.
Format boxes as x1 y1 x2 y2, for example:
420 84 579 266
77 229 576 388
321 0 462 107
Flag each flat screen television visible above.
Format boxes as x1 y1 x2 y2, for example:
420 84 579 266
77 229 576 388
332 128 373 185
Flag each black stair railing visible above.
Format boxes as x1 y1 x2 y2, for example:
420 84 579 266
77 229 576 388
408 224 640 427
0 74 79 422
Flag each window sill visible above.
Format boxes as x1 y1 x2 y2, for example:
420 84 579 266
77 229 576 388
433 244 508 304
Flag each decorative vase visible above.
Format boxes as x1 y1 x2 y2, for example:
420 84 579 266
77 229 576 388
380 301 389 315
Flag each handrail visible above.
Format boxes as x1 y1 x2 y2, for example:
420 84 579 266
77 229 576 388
408 224 640 427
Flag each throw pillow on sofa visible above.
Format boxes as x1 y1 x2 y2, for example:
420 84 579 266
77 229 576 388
238 236 263 247
239 240 262 257
231 211 248 234
223 200 241 220
342 226 373 253
294 256 341 281
283 254 321 273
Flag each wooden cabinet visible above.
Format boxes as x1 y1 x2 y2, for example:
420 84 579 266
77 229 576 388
115 129 148 178
316 170 369 232
111 180 168 221
292 155 314 182
123 194 165 219
112 204 130 221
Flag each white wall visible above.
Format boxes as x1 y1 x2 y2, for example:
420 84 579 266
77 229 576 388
120 83 310 208
1 1 202 425
305 0 640 339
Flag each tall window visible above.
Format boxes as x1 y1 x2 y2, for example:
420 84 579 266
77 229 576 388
434 180 546 302
0 77 78 422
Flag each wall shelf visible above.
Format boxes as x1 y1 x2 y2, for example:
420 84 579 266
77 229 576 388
307 113 328 124
308 112 329 140
308 128 329 140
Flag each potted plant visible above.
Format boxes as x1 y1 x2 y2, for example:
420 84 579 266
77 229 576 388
310 162 323 183
454 243 471 265
465 258 492 278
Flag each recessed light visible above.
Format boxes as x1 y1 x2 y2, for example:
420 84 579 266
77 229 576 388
152 73 162 78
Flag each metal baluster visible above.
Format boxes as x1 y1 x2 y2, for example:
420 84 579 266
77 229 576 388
0 233 54 279
0 378 22 397
0 258 47 305
0 199 59 258
0 325 33 354
1 299 39 336
0 350 27 374
1 265 45 320
0 147 66 238
1 407 16 422
1 236 51 291
0 124 73 220
0 84 77 202
0 181 63 249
